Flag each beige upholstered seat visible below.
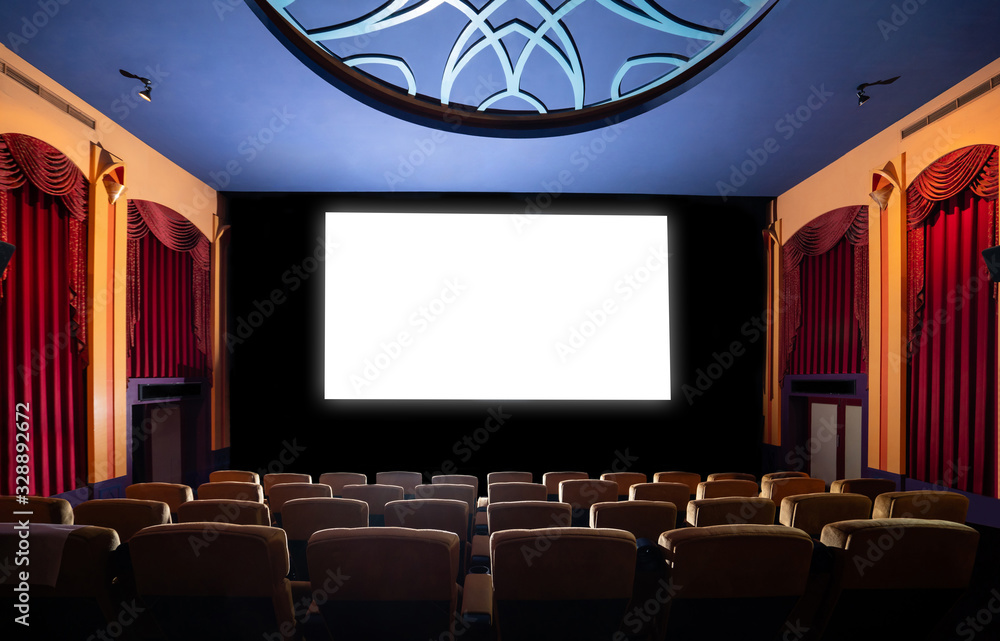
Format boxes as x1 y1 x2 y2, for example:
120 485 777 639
208 469 260 484
761 470 810 482
778 492 872 538
542 471 588 500
629 481 690 524
559 479 618 527
196 481 264 503
658 524 814 641
871 489 969 523
307 527 461 641
376 470 422 499
819 518 979 641
261 472 311 497
318 472 367 496
685 496 776 527
707 472 756 482
0 495 73 524
652 471 701 494
73 498 171 541
125 482 193 519
130 523 296 640
830 478 896 512
340 483 404 526
590 499 676 541
759 477 826 520
267 482 333 526
282 497 368 581
696 479 759 499
600 472 648 499
178 499 271 526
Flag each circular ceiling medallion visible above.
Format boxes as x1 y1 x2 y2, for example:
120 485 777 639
248 0 781 137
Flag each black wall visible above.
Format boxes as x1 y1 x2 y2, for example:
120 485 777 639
225 193 771 487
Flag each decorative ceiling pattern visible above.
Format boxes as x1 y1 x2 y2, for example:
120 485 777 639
248 0 780 136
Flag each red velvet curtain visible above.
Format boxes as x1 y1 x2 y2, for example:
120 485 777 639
781 205 869 383
127 200 210 378
0 133 88 497
907 145 998 497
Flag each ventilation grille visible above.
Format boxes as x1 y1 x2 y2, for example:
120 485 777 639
902 72 1000 139
1 59 96 129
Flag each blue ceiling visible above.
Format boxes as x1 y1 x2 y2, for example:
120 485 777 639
3 0 1000 197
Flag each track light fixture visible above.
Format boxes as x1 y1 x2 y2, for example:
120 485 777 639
856 76 900 106
119 68 152 102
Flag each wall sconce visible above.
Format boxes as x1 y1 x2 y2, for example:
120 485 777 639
856 76 900 106
103 174 126 204
120 68 152 102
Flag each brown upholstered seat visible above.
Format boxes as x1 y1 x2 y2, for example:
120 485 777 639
488 481 547 504
196 481 264 503
432 474 480 502
542 471 589 500
829 477 896 508
707 472 756 482
658 524 814 641
559 479 618 527
629 481 690 524
282 497 368 581
470 500 573 568
125 482 193 519
73 498 171 541
778 492 872 538
0 495 73 524
871 489 969 523
261 472 311 498
652 471 701 494
761 470 810 482
307 527 461 641
386 498 470 578
340 483 404 526
600 471 648 499
685 496 776 527
178 499 271 526
318 472 367 496
485 527 637 641
818 518 979 641
696 479 759 499
208 469 260 484
590 499 676 541
376 470 422 499
267 482 333 526
130 523 296 640
759 477 826 520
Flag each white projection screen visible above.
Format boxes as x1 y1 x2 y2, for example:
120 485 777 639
325 211 670 401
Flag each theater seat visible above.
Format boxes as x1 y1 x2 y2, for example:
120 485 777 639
484 527 637 641
178 499 271 526
267 482 333 527
470 500 572 568
696 479 759 499
209 469 260 484
759 477 826 521
542 471 588 501
559 479 618 527
125 482 193 521
707 472 756 482
386 498 470 579
488 481 547 504
130 523 296 640
658 524 814 641
630 482 690 527
590 499 676 541
652 471 701 495
871 490 969 523
601 472 647 500
0 495 73 524
685 496 776 527
307 527 460 641
196 481 264 503
376 471 422 499
73 498 171 542
341 483 404 526
318 472 367 496
761 470 810 482
282 497 368 581
261 472 311 498
778 493 872 539
432 474 480 503
818 518 979 641
830 477 896 509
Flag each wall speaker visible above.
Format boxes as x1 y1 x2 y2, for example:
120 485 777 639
0 242 13 272
983 246 1000 283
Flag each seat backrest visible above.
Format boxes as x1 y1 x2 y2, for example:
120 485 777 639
652 471 701 494
73 498 171 541
490 528 636 641
830 478 897 509
318 472 367 496
267 482 333 516
340 484 404 526
707 472 756 482
819 518 980 640
778 493 872 538
130 523 295 640
0 495 73 524
685 497 776 527
759 477 826 515
488 482 547 504
125 482 193 517
696 479 759 499
432 474 479 499
488 471 532 485
208 469 260 484
177 499 271 525
0 523 120 638
376 471 422 498
487 500 572 532
261 472 311 497
385 498 469 540
871 490 969 523
415 483 476 514
761 471 810 482
542 471 588 500
196 481 264 503
658 524 814 641
307 527 460 641
281 497 368 582
600 472 648 499
629 482 690 516
590 500 676 541
558 480 619 526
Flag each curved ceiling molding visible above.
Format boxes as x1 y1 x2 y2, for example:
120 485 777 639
247 0 782 137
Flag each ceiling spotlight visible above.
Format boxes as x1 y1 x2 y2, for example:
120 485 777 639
119 68 152 102
856 76 900 106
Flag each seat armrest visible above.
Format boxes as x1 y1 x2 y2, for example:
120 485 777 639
462 572 493 628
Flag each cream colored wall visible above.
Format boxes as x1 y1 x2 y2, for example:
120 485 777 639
778 57 1000 237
